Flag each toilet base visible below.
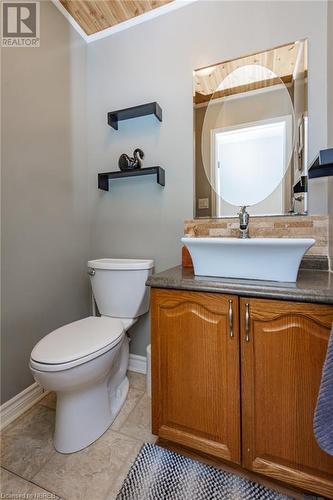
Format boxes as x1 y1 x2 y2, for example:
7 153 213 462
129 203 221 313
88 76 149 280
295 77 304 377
54 376 129 454
110 376 129 420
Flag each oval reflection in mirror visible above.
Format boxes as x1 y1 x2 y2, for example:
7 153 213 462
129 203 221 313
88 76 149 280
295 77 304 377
201 64 295 209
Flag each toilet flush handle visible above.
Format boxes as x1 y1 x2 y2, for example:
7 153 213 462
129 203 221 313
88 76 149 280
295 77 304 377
87 267 96 277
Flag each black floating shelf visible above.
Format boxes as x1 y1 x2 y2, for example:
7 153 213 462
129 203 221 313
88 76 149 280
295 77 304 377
308 148 333 179
98 167 165 191
107 102 162 130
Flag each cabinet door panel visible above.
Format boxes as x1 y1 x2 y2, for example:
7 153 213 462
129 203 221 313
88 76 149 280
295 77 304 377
152 289 240 464
240 298 333 497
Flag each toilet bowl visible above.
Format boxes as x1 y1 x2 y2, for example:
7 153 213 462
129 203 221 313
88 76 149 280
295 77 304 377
30 258 153 453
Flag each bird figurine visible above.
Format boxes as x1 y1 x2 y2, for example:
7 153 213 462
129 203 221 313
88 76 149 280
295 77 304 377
118 148 144 171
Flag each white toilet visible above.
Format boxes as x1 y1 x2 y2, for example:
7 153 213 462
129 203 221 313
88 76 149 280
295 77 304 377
30 258 153 454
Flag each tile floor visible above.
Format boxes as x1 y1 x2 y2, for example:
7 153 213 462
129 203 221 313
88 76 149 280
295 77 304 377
0 372 155 500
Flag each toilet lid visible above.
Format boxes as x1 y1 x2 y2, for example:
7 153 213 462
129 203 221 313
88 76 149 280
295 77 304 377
31 316 124 365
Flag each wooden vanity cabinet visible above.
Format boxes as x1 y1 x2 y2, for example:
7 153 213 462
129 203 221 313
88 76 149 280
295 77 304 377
151 289 241 464
151 288 333 498
241 298 333 498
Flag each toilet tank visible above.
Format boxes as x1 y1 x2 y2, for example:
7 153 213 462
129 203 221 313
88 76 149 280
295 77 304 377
87 259 154 319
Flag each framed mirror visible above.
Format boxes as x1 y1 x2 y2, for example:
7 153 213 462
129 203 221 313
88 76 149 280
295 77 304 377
194 40 308 218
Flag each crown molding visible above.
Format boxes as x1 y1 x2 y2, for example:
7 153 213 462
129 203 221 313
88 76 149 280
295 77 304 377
52 0 90 42
52 0 198 45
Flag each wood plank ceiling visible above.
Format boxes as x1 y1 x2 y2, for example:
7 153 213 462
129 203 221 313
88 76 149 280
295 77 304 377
60 0 174 35
194 41 308 104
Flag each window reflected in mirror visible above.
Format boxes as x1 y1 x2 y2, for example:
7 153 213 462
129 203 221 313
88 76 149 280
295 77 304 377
194 40 308 218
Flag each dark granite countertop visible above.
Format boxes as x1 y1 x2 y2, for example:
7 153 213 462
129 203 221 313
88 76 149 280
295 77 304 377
147 266 333 305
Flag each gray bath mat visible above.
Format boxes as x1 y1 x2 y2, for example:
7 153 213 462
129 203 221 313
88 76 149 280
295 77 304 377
116 443 291 500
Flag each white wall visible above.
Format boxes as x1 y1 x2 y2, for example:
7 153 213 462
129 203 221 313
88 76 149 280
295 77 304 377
87 0 329 355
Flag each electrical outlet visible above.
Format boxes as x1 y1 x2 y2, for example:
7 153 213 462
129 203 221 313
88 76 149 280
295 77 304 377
198 198 209 209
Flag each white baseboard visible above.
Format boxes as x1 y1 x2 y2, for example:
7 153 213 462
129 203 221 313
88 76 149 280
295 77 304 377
0 356 147 430
0 383 46 431
129 354 147 374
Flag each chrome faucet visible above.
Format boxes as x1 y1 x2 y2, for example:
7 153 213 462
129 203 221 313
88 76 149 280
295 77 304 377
238 206 250 239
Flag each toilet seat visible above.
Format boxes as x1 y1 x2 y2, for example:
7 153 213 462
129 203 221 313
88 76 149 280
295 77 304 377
30 316 124 372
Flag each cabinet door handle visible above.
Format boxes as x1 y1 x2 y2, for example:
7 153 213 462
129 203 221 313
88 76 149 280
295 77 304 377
245 303 250 342
228 299 234 338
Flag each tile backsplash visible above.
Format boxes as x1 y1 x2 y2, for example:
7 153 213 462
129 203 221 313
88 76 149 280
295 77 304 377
184 215 329 257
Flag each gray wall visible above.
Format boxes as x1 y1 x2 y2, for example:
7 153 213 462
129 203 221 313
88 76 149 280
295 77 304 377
1 2 91 403
327 0 333 267
2 1 331 402
87 0 329 356
328 0 333 147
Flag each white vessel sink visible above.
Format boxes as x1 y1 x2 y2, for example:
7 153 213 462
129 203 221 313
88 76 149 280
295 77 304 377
181 237 315 282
